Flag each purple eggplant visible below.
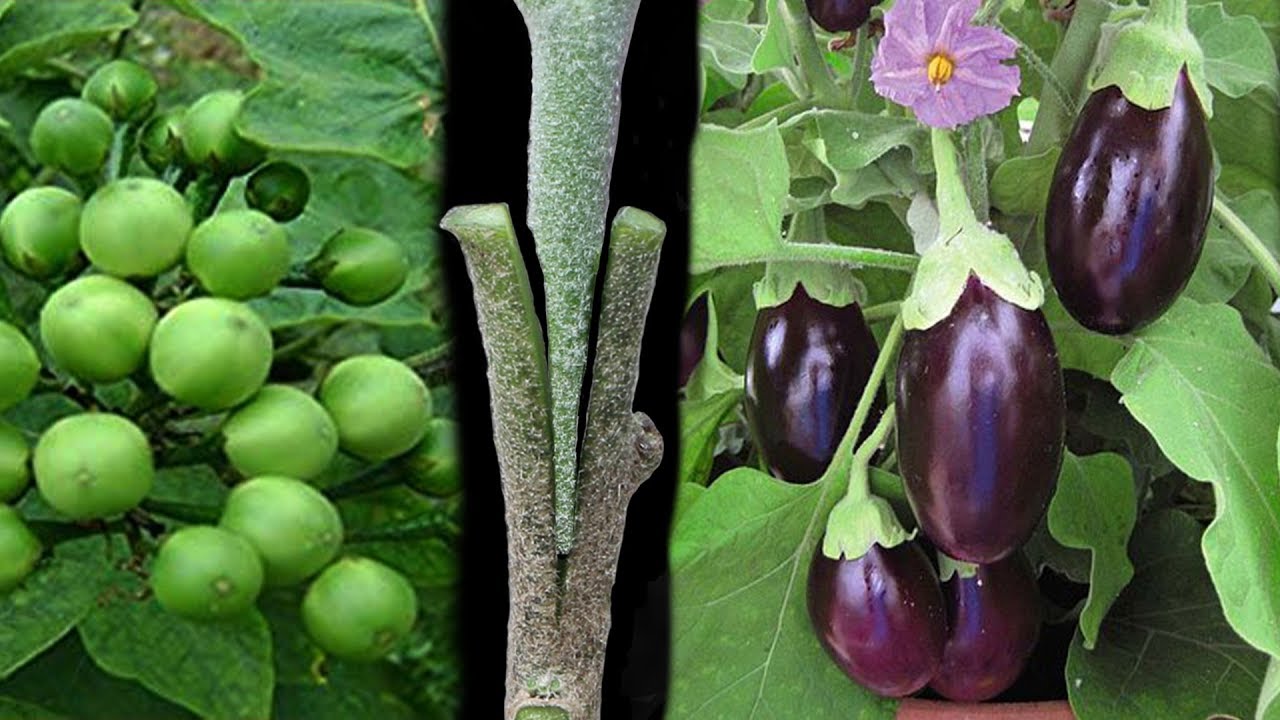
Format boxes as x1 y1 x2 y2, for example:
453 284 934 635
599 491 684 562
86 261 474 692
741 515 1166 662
806 541 946 697
1045 69 1213 335
896 275 1064 563
805 0 881 34
744 284 881 484
931 552 1042 702
679 293 709 388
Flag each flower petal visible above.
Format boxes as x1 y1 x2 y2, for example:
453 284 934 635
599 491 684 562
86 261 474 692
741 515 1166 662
930 0 981 50
951 25 1019 63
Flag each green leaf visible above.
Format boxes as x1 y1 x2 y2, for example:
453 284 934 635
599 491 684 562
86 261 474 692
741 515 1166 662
1047 452 1137 650
750 0 790 74
1043 290 1127 380
794 110 929 209
0 634 194 719
172 0 442 171
1065 510 1269 720
250 288 430 330
1211 92 1280 197
700 19 762 88
0 0 136 79
690 123 790 274
989 148 1061 217
1189 3 1279 100
78 568 274 720
1111 299 1280 664
0 536 115 679
0 697 64 719
1261 658 1280 720
668 467 894 719
679 389 742 487
148 465 228 507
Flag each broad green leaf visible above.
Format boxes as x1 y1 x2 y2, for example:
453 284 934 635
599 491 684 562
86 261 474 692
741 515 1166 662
0 697 63 719
700 19 761 88
679 389 742 487
1189 4 1280 100
989 148 1060 217
703 0 753 22
1261 658 1280 720
172 0 442 171
668 467 894 719
79 567 273 720
1042 290 1127 380
750 0 789 74
1066 511 1269 720
694 264 763 373
690 123 790 274
672 481 707 530
0 634 194 719
1111 299 1280 663
148 465 228 507
250 287 430 330
1047 452 1137 649
0 0 135 79
0 536 114 679
794 110 929 209
1212 91 1280 197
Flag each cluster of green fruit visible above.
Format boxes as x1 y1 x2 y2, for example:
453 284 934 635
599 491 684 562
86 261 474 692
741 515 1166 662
0 59 456 662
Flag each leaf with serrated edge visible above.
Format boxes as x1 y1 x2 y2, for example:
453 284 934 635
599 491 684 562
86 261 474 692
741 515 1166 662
668 467 894 719
1047 452 1137 649
1111 299 1280 663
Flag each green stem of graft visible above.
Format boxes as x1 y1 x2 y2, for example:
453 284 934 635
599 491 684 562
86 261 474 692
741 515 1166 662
1213 194 1280 296
778 0 842 108
1023 0 1109 155
515 0 643 554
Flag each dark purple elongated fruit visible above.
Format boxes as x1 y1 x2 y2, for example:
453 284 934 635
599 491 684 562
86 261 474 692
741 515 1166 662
807 541 946 697
679 293 708 388
805 0 881 33
896 275 1064 563
1045 69 1213 335
744 284 881 484
931 553 1042 702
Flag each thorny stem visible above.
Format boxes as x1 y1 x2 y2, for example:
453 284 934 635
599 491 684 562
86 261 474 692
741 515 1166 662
1214 194 1280 297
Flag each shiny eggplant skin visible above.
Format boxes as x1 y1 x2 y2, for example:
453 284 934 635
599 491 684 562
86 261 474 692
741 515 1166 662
679 293 708 388
1044 69 1213 335
744 285 881 484
807 541 947 697
805 0 880 33
931 552 1042 702
896 275 1064 563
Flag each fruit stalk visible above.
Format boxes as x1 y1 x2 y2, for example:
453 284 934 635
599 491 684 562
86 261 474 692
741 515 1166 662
1213 193 1280 296
779 0 842 108
1023 0 1109 156
513 0 644 553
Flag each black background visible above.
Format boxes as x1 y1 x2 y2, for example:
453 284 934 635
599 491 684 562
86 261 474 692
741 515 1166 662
443 2 697 717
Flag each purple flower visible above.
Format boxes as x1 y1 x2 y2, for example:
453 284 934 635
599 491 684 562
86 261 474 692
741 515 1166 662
870 0 1021 129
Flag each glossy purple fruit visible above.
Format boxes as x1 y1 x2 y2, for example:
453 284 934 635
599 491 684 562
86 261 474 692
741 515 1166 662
931 553 1042 702
744 285 881 484
679 293 708 388
807 541 946 697
1045 69 1213 335
896 275 1064 563
805 0 881 33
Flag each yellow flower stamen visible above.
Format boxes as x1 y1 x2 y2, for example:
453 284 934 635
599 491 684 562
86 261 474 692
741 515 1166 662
927 53 955 90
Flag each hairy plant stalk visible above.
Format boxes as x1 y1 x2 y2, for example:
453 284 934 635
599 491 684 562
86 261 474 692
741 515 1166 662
442 205 666 719
514 0 645 552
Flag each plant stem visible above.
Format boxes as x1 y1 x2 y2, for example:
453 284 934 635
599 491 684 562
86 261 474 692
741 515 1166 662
961 123 991 223
931 128 977 237
778 0 842 108
848 315 903 456
1214 193 1280 296
1145 0 1188 29
782 241 918 271
848 25 870 107
1024 0 1109 155
737 99 812 131
842 405 896 503
862 301 901 322
515 0 644 555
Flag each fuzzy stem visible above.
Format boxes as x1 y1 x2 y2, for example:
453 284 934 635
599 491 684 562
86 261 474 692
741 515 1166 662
778 0 842 108
931 129 977 237
842 405 897 504
780 241 918 271
559 207 666 719
1214 194 1280 296
1145 0 1188 30
514 0 643 554
848 25 870 107
1024 0 1109 155
439 203 558 719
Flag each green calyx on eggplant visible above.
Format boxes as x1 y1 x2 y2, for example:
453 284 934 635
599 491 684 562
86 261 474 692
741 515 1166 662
804 0 882 34
1045 68 1213 334
807 540 946 697
744 282 882 484
931 552 1042 702
896 274 1064 563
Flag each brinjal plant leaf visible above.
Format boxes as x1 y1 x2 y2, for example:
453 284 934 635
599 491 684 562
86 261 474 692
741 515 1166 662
0 0 135 79
1065 510 1269 720
1111 299 1280 663
691 122 790 274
